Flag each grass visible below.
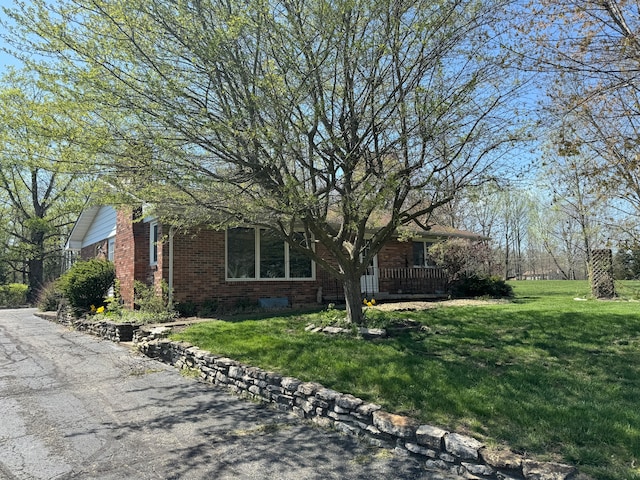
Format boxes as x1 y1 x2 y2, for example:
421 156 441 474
171 280 640 480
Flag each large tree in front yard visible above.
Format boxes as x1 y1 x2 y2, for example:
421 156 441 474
0 72 89 300
5 0 526 322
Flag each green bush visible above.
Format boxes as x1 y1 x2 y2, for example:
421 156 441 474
58 259 115 313
175 301 198 318
198 299 220 317
175 299 220 318
35 282 63 311
132 280 177 323
449 274 514 298
0 283 28 307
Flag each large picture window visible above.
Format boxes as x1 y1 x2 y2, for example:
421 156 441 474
227 228 313 280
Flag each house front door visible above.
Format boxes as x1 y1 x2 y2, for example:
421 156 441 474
360 254 379 297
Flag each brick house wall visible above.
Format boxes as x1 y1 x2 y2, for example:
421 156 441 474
165 228 321 309
109 213 446 309
377 239 412 295
114 208 148 306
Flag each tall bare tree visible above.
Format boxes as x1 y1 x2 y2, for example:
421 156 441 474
522 1 640 241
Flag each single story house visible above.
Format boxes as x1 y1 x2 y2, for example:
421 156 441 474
65 205 485 310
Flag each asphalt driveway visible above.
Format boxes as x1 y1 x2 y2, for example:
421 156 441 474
0 308 461 479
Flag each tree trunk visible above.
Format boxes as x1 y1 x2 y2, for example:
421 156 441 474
343 274 365 325
27 258 44 303
27 229 45 303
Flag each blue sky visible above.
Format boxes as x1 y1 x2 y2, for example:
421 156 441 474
0 0 22 71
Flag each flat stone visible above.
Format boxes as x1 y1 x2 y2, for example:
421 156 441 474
149 326 171 336
323 326 348 334
439 452 455 463
416 424 448 449
522 460 576 480
335 421 358 435
214 357 237 367
315 388 340 401
461 462 495 476
372 410 420 438
444 433 483 460
228 365 245 378
334 393 363 410
358 327 386 338
404 442 438 458
479 448 523 469
425 459 453 471
297 381 322 396
280 377 302 392
355 402 382 417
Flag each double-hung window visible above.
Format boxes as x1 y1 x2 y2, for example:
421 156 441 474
226 228 313 280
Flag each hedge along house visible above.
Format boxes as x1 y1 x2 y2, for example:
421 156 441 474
65 205 486 310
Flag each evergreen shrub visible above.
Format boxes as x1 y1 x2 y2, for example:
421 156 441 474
0 283 29 307
58 259 115 313
449 274 513 298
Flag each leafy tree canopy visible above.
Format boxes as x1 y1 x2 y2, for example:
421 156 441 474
4 0 529 321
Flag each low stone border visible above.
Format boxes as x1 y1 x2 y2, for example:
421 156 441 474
35 311 581 480
135 329 579 480
35 311 137 343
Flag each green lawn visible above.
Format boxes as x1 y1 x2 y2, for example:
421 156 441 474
171 280 640 480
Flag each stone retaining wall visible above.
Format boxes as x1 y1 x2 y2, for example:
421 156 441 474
36 311 580 480
135 330 578 480
37 311 137 342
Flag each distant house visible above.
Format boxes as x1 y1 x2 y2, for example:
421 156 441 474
65 206 485 310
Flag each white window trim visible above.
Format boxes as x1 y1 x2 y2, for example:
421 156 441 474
225 228 315 281
107 236 115 262
150 221 159 266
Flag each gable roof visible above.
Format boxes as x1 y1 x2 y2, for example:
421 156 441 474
66 205 117 250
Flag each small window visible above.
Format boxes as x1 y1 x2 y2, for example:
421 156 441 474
108 237 115 262
150 221 159 265
413 241 435 267
413 241 425 267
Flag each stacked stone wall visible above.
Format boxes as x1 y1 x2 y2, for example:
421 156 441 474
35 310 580 480
135 331 577 480
38 310 136 342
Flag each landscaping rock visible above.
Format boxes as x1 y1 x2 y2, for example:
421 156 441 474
405 442 438 458
416 424 448 449
479 448 523 470
358 327 386 338
522 460 576 480
334 393 363 410
372 411 420 438
444 433 484 460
